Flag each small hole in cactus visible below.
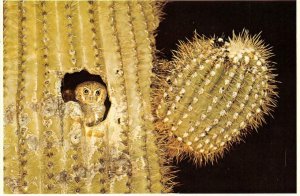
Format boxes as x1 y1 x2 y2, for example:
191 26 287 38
61 70 111 121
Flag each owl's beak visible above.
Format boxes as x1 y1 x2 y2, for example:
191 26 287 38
89 96 95 102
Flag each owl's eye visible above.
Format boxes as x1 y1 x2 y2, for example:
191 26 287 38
83 89 89 95
95 90 100 96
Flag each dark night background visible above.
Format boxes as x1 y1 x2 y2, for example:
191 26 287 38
155 1 296 193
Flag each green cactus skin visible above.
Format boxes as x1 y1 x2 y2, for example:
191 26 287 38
154 32 278 165
3 0 277 194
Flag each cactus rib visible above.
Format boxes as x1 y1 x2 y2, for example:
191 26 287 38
4 1 21 193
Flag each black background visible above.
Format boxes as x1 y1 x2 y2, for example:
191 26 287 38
155 1 296 193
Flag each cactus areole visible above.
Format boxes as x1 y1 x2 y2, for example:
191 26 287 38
3 1 277 194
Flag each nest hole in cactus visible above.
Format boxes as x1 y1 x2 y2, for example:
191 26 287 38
61 70 111 121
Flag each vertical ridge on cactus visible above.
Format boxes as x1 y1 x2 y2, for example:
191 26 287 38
19 2 44 193
38 2 64 193
86 1 106 79
4 1 21 193
95 2 133 192
112 1 152 192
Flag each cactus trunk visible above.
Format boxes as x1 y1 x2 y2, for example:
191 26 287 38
3 1 171 193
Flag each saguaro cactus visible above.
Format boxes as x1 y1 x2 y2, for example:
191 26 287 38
3 0 277 194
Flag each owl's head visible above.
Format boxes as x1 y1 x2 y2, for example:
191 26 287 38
75 81 107 105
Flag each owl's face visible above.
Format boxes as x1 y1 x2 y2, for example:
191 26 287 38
75 81 107 105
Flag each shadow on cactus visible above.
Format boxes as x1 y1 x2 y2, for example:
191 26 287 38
3 1 278 193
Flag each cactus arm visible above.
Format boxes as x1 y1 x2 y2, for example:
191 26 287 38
3 1 21 193
154 33 277 165
163 39 224 126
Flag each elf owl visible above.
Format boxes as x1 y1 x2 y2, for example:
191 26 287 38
75 81 107 127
